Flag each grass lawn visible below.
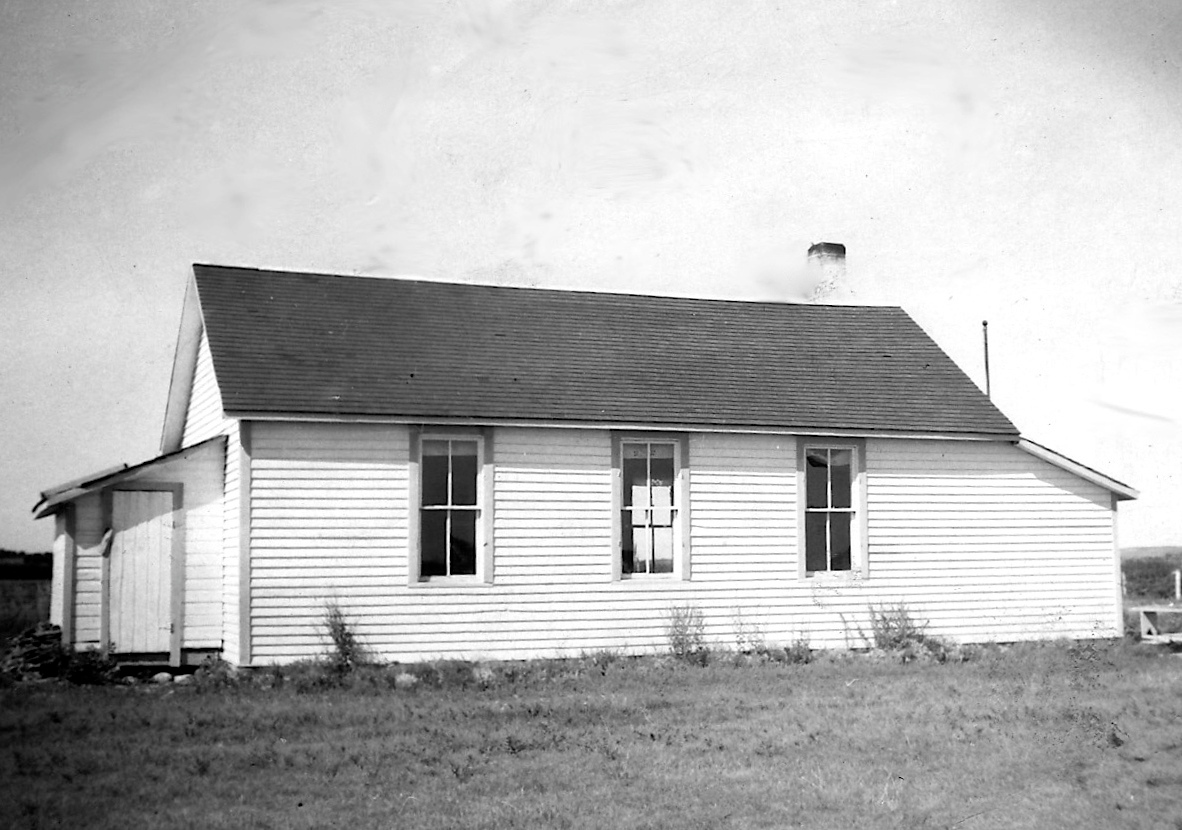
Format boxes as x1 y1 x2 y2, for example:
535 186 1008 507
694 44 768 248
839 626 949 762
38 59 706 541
3 642 1182 829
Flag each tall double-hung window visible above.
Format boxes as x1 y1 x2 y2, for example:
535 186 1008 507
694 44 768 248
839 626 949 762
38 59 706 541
613 435 690 580
412 432 491 583
799 441 864 577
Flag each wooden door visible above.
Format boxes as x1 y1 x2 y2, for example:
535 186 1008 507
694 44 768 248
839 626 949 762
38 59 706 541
110 490 175 653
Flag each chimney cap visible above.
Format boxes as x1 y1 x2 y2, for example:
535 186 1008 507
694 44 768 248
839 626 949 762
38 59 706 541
808 242 846 258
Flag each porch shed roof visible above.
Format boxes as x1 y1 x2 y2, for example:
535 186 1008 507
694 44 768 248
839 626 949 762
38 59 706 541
33 437 225 518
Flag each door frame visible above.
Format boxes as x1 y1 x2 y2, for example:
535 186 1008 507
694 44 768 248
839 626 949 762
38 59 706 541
100 483 185 666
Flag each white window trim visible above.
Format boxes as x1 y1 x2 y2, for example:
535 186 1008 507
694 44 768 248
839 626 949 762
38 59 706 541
611 433 691 582
408 427 494 586
797 438 867 580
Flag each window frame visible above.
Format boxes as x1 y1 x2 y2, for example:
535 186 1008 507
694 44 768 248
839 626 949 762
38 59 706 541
408 427 494 586
796 438 867 580
611 433 691 582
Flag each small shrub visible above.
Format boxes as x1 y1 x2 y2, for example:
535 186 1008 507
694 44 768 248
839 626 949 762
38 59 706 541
323 602 367 677
867 603 928 650
860 603 951 663
666 604 708 664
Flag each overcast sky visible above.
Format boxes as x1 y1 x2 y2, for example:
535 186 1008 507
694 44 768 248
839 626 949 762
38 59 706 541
1 0 1179 552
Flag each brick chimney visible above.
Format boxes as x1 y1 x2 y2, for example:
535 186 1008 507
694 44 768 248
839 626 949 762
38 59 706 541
807 242 846 302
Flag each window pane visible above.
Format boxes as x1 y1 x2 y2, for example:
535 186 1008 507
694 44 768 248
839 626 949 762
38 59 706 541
650 503 674 527
622 444 649 460
805 512 828 572
650 456 673 487
806 450 829 508
829 513 852 571
621 510 635 574
830 450 852 509
623 456 647 507
650 459 674 525
421 440 451 456
422 453 449 506
652 526 674 573
451 448 478 506
450 510 477 575
649 443 675 459
631 525 651 573
421 511 447 576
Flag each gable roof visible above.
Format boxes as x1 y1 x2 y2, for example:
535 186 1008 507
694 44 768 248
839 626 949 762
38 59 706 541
191 263 1018 437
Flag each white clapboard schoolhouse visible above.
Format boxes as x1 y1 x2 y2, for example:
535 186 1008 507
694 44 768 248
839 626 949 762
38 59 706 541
35 256 1136 665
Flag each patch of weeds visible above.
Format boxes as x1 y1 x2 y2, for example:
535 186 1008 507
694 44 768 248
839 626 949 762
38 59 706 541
282 660 345 693
323 601 367 678
780 633 813 664
666 604 709 665
64 646 119 685
402 660 479 689
732 609 769 655
193 656 240 690
864 603 949 663
579 648 624 676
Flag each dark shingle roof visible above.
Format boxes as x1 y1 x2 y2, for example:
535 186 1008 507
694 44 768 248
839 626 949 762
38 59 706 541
193 264 1018 436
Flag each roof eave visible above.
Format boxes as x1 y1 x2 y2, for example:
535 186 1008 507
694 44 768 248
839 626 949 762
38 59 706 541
222 408 1019 441
159 273 207 455
1017 438 1138 501
33 436 227 519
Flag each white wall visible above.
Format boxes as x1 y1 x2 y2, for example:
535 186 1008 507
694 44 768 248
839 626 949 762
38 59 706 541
239 425 1121 664
59 442 225 652
182 330 224 447
71 492 105 649
129 441 224 649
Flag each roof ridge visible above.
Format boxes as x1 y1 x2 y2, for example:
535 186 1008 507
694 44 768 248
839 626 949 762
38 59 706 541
192 262 903 311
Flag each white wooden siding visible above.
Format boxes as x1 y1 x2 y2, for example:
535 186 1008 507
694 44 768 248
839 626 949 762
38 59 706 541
128 441 225 649
689 433 795 582
241 427 1121 664
182 331 224 447
859 439 1119 642
175 327 239 656
59 442 225 653
493 428 612 584
70 493 105 649
248 422 408 662
221 420 242 664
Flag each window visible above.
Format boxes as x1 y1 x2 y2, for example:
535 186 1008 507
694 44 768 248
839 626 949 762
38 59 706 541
799 441 864 577
613 435 689 580
411 432 491 583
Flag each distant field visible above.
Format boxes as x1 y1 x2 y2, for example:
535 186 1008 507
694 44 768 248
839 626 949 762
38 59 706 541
1122 546 1182 562
3 642 1182 829
0 580 49 640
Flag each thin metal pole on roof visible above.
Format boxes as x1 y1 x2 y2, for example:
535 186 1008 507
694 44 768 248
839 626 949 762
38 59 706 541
982 320 991 399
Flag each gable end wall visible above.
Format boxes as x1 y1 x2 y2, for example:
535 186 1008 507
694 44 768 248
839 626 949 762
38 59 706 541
183 331 225 448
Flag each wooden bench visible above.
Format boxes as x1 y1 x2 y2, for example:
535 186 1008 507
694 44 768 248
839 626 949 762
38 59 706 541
1130 606 1182 644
